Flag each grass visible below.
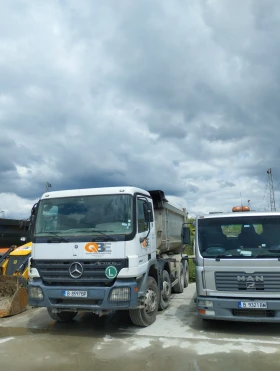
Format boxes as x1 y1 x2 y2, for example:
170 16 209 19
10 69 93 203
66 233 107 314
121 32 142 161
184 244 196 283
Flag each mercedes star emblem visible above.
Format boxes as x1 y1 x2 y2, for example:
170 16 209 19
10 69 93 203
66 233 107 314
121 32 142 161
69 262 83 278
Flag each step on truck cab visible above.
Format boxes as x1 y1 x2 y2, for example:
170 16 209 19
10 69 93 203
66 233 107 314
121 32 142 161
186 208 280 322
28 186 189 326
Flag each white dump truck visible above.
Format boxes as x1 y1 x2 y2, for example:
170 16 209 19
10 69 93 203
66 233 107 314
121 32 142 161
28 187 189 326
184 207 280 322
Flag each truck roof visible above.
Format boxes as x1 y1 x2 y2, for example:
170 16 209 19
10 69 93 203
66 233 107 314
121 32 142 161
198 211 280 219
40 186 151 200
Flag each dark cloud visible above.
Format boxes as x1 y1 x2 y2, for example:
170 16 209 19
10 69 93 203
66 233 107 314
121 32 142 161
0 0 280 218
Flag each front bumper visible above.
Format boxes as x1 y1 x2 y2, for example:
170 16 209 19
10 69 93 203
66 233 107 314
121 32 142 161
28 278 139 311
197 296 280 322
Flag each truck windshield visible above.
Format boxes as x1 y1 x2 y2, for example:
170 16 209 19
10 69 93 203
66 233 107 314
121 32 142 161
197 215 280 258
34 194 133 237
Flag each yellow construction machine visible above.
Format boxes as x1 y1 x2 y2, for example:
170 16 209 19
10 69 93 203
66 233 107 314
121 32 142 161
0 242 32 317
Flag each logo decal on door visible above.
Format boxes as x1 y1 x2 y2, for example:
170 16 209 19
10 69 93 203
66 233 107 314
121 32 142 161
141 238 149 248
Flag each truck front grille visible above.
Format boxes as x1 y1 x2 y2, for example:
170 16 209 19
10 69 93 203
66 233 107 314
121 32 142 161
215 272 280 292
32 259 128 287
232 309 275 318
50 298 101 306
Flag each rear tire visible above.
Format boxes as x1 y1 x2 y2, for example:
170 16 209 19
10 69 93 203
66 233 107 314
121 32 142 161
47 308 78 322
159 270 171 311
129 276 159 327
173 262 184 293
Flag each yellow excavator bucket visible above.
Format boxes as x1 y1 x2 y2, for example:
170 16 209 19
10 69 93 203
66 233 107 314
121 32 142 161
0 242 32 317
0 275 28 317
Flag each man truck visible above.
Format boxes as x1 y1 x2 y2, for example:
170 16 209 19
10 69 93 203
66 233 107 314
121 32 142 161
186 207 280 322
28 186 189 326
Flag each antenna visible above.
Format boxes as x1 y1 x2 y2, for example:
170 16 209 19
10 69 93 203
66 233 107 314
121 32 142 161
45 182 52 192
267 168 276 211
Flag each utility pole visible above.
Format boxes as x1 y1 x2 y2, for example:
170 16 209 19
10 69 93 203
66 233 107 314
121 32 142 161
267 168 276 211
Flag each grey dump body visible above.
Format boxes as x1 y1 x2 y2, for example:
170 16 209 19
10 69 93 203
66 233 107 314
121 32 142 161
150 190 187 254
195 211 280 322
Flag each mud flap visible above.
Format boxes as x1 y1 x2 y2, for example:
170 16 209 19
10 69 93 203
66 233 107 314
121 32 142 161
0 275 28 317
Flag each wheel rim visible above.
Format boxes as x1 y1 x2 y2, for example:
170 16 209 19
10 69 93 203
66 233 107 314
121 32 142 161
185 270 189 284
144 288 158 315
162 280 171 300
180 268 184 286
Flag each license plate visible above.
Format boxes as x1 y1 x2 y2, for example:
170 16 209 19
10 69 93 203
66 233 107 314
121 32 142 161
63 290 87 298
238 301 267 309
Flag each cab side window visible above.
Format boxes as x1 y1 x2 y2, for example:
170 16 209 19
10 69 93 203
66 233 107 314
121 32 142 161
137 199 148 233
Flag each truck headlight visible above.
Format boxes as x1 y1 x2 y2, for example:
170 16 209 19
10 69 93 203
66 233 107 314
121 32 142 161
28 286 44 300
109 288 130 302
197 299 213 307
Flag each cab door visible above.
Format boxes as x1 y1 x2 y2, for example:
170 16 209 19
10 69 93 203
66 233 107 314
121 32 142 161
137 197 151 257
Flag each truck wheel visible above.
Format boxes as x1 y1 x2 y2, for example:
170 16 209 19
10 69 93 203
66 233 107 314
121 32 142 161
129 276 159 327
159 270 171 311
47 308 78 322
173 262 184 293
184 262 189 288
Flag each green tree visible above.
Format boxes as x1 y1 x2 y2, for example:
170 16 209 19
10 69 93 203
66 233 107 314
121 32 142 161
184 217 195 256
183 217 196 282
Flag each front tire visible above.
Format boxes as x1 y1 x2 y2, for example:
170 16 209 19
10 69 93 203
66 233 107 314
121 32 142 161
47 308 78 322
129 276 159 327
159 270 171 311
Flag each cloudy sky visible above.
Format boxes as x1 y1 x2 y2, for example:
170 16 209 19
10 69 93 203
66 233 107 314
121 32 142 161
0 0 279 219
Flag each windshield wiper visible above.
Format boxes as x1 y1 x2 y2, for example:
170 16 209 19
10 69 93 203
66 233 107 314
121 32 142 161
214 253 232 261
46 232 69 243
92 230 118 241
77 229 118 241
214 252 252 260
253 253 280 258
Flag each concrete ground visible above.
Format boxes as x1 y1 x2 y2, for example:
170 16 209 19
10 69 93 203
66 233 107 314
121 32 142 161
1 283 280 371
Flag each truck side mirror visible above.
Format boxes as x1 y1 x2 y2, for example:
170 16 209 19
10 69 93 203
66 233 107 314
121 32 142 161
182 225 191 245
31 203 38 216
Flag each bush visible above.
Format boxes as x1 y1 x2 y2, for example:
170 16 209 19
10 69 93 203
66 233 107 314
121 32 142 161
188 258 196 283
184 244 194 256
184 244 196 283
183 218 196 283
